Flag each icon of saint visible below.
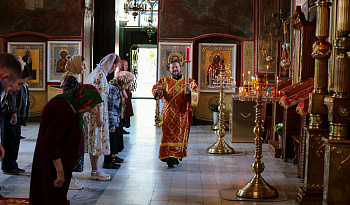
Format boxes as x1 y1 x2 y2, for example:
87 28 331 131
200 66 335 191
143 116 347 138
56 51 68 73
207 54 220 85
22 50 36 79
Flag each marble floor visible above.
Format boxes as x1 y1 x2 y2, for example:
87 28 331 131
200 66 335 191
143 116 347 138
0 99 301 205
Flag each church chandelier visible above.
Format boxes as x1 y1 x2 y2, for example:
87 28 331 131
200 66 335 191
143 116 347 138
124 0 158 21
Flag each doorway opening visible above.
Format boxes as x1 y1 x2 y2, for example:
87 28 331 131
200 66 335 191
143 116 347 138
132 46 157 98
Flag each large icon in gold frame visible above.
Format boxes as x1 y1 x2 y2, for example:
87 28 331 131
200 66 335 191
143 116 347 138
198 43 237 92
7 42 46 91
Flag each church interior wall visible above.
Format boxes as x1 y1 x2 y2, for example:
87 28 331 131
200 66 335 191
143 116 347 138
0 0 85 117
1 0 349 203
158 0 256 124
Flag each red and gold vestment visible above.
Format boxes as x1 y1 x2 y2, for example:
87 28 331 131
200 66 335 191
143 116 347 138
152 75 199 160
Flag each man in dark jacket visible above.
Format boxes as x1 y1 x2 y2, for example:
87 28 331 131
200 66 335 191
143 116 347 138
1 66 30 173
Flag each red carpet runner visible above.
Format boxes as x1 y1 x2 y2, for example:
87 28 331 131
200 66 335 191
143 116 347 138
0 197 70 204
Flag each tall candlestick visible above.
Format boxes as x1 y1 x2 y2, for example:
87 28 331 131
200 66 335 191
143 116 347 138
185 47 190 61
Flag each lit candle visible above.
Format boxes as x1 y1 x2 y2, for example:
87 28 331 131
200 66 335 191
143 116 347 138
209 69 212 85
186 47 190 61
276 76 279 97
239 87 243 99
242 73 244 88
266 65 269 88
248 71 250 94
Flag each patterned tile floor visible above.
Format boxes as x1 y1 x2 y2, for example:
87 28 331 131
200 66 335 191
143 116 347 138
0 99 300 205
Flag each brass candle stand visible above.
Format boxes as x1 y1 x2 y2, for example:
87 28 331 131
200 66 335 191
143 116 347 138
207 66 235 154
154 96 160 127
236 75 279 199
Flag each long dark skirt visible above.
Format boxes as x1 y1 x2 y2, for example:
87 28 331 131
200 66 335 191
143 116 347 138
72 132 85 172
110 126 124 154
123 90 133 128
123 118 130 128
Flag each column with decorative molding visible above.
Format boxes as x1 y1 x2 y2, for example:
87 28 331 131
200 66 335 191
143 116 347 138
323 0 350 203
297 0 331 204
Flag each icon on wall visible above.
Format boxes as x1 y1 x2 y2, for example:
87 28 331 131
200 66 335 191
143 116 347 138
47 41 82 83
8 42 46 91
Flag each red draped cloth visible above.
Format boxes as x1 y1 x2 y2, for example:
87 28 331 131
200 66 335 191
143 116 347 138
279 85 314 109
0 198 29 204
296 100 309 116
152 76 199 160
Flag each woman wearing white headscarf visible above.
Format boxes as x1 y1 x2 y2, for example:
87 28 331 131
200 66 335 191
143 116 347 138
84 53 121 181
60 55 86 190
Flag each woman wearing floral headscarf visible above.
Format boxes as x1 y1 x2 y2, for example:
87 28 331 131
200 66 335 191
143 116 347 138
115 60 134 135
84 53 121 180
60 55 86 190
29 84 102 205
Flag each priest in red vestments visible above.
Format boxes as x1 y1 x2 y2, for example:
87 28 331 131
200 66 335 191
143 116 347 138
152 60 199 168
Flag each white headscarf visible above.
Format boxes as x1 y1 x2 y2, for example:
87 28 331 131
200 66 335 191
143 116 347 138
86 53 118 84
60 55 82 85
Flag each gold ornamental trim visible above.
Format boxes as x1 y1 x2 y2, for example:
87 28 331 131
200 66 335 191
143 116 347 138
309 133 325 158
331 146 350 173
160 142 188 147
